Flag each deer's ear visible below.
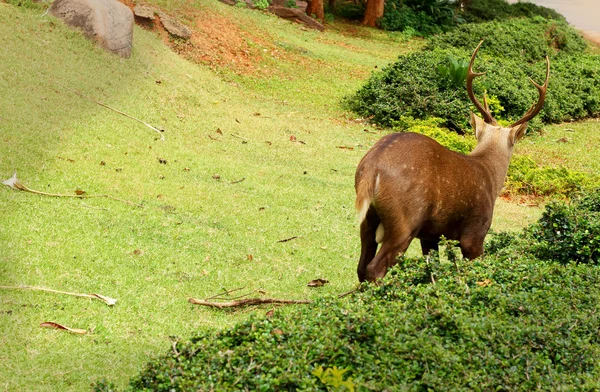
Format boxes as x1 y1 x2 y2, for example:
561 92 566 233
509 122 528 145
470 112 486 140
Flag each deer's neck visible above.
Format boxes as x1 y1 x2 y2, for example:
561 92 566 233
469 143 514 197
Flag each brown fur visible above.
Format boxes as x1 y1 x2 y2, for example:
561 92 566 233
355 118 528 282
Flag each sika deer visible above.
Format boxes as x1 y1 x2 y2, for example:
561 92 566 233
355 41 549 282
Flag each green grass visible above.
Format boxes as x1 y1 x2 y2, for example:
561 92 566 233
0 2 597 391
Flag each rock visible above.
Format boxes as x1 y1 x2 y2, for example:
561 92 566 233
49 0 134 57
156 10 192 40
268 6 324 31
133 4 155 20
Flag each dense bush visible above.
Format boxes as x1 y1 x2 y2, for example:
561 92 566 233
379 0 455 36
525 192 600 264
100 210 600 390
505 155 598 197
427 17 588 62
458 0 565 23
488 192 600 265
344 19 600 132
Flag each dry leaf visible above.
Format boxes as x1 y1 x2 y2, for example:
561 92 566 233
247 254 253 261
307 278 329 287
75 189 86 196
212 174 221 180
183 167 191 172
476 279 492 287
216 128 223 135
271 328 284 335
265 309 274 318
2 172 27 191
40 322 87 334
289 135 297 142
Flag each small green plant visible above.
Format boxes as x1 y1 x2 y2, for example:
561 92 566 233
437 54 468 88
235 0 247 7
313 366 356 391
285 0 298 8
253 0 270 10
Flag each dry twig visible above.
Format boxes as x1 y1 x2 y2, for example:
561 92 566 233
66 88 165 141
188 297 312 309
2 172 136 206
0 285 117 306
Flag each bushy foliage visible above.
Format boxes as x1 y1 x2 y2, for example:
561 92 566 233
107 224 600 390
459 0 565 23
505 155 598 197
379 0 455 36
488 192 600 265
392 116 476 154
526 192 600 264
345 19 599 132
427 17 588 62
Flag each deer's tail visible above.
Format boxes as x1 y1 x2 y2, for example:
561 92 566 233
355 172 379 225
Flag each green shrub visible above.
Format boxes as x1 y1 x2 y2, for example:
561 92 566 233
427 17 588 62
380 0 455 36
488 192 600 265
505 155 598 197
112 231 600 391
458 0 565 23
526 192 600 264
392 116 476 153
345 19 600 132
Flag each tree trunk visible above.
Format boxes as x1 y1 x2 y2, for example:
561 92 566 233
328 0 336 13
306 0 324 21
362 0 384 27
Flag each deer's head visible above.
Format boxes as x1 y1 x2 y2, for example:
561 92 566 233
467 40 550 155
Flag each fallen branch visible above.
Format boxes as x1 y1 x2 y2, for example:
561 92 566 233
188 286 359 309
2 172 137 207
65 87 165 141
0 285 117 306
188 297 312 309
277 236 299 243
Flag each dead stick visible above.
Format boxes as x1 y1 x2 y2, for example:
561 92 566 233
277 236 299 243
3 172 137 206
0 285 116 305
66 88 165 141
188 297 313 309
338 288 357 298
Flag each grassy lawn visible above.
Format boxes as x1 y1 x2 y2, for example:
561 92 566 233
0 2 597 391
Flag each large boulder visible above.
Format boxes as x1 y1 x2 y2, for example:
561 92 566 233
50 0 134 57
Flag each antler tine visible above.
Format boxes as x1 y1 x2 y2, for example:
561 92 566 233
466 40 497 125
510 55 550 127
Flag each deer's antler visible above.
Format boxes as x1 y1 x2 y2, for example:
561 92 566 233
510 56 550 127
466 40 497 125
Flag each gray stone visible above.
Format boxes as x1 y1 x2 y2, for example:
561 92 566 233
50 0 134 57
133 4 155 20
156 10 192 40
268 6 324 31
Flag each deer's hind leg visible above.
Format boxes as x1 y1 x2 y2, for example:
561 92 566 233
357 207 381 282
364 211 415 282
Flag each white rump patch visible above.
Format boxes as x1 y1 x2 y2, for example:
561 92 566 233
357 199 370 225
375 223 385 243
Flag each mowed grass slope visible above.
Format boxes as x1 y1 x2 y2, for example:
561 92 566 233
0 2 593 390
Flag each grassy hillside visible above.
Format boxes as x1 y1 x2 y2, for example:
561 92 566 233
0 1 597 391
